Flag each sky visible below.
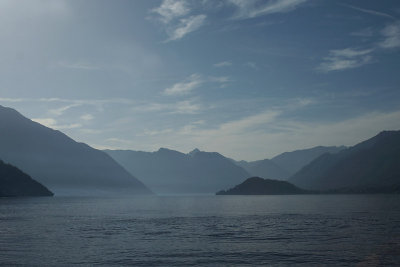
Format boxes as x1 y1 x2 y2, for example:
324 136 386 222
0 0 400 161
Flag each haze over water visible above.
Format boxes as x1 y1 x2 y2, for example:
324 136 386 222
1 195 399 266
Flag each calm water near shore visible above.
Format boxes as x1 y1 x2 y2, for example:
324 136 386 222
1 194 399 266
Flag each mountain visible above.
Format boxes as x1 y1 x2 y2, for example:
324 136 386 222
0 160 53 197
271 146 346 176
105 148 251 194
235 159 289 180
235 146 345 180
0 105 151 196
216 177 308 195
289 131 400 192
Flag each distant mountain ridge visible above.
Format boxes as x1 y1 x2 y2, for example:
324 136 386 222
289 131 400 191
0 160 53 197
0 105 151 196
271 146 346 176
105 148 251 194
235 146 345 180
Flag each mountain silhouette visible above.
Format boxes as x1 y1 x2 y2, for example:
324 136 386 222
105 148 251 194
216 177 308 195
0 160 53 197
289 131 400 192
0 105 151 196
235 146 345 180
271 146 345 176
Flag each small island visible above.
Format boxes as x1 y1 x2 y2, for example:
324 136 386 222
0 160 53 197
216 177 309 195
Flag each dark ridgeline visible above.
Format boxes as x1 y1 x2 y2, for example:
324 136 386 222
0 160 53 197
270 146 346 177
235 146 345 180
289 131 400 193
105 148 251 194
216 177 308 195
0 105 152 196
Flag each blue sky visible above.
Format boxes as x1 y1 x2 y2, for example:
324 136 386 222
1 0 400 160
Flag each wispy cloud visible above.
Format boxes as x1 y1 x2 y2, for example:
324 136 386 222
319 21 400 72
138 128 174 137
214 61 232 67
208 76 232 83
151 0 206 42
165 14 206 41
32 118 81 130
173 100 202 114
0 98 26 103
133 99 203 115
212 110 280 134
149 108 400 160
379 21 400 49
342 4 396 20
151 0 189 23
80 114 94 121
0 97 134 106
49 103 81 116
164 74 203 95
163 73 233 95
317 48 374 72
208 76 232 88
229 0 308 19
244 61 258 70
31 118 57 127
105 137 133 145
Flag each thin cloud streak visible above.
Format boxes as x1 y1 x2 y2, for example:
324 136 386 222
0 97 134 106
163 73 233 95
318 21 400 72
49 103 81 116
229 0 308 19
145 109 400 161
32 118 82 130
342 4 396 20
163 74 202 95
133 99 203 115
165 14 206 41
214 61 233 67
317 48 374 72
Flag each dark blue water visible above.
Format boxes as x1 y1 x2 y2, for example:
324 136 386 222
1 195 400 266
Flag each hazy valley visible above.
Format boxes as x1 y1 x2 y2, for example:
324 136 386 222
1 104 399 197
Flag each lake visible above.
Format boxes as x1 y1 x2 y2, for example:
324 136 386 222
1 195 399 266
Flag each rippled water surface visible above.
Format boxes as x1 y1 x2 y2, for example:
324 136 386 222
1 195 400 266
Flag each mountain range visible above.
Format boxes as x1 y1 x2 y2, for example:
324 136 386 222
217 131 400 195
106 145 347 194
235 146 345 180
0 105 151 196
105 148 250 194
1 104 399 196
289 130 400 192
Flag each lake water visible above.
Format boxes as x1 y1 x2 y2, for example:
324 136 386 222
1 195 400 266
